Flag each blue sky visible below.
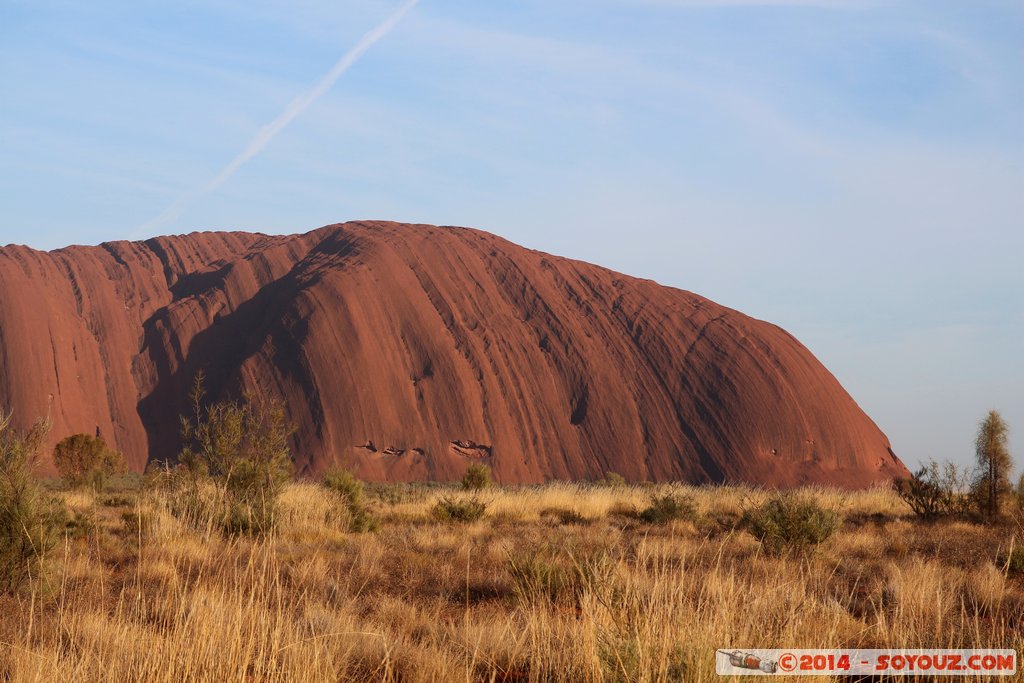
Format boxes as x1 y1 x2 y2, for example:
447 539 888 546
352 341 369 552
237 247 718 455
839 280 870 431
2 0 1022 472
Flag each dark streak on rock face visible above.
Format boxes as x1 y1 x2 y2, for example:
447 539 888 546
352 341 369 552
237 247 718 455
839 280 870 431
0 221 908 487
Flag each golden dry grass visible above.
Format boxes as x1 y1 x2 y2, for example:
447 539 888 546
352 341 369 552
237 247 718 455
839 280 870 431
1 482 1022 682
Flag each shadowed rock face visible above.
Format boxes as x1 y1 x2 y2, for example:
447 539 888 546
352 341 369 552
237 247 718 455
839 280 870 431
0 221 907 486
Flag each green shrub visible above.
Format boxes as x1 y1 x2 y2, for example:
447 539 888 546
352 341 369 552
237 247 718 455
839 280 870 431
639 493 696 525
177 373 294 535
508 550 575 603
599 472 627 487
0 412 64 593
432 495 487 522
598 635 642 683
742 493 842 555
461 463 491 491
347 506 379 533
222 497 277 536
324 468 364 506
369 482 436 506
539 507 589 525
323 468 377 533
507 547 615 606
1004 546 1024 577
52 433 127 490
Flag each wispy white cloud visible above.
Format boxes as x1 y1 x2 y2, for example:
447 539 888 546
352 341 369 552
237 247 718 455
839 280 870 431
133 0 419 238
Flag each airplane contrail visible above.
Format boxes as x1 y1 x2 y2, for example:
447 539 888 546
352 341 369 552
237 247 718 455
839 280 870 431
134 0 420 238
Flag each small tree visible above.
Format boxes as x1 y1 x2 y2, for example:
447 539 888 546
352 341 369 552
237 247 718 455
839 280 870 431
52 433 126 490
0 411 64 593
178 373 294 534
974 410 1012 520
893 459 971 519
461 463 491 491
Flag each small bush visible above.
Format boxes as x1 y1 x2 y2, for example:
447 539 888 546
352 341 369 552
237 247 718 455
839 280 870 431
598 636 642 683
0 412 64 593
508 550 575 603
893 459 970 519
323 468 377 533
432 495 487 522
177 373 294 535
507 547 615 606
461 463 491 491
599 472 627 487
639 493 696 525
743 493 842 555
347 507 378 533
52 433 127 490
323 468 363 503
1004 546 1024 577
369 482 436 506
539 507 589 525
221 497 276 535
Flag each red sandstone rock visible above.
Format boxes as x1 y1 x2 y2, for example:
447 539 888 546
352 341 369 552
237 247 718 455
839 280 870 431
0 221 907 486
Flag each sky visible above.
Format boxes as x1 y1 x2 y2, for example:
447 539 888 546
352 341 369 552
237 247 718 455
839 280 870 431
1 0 1022 473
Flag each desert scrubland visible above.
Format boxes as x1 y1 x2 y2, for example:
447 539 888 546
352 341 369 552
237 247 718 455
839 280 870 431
2 480 1022 682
